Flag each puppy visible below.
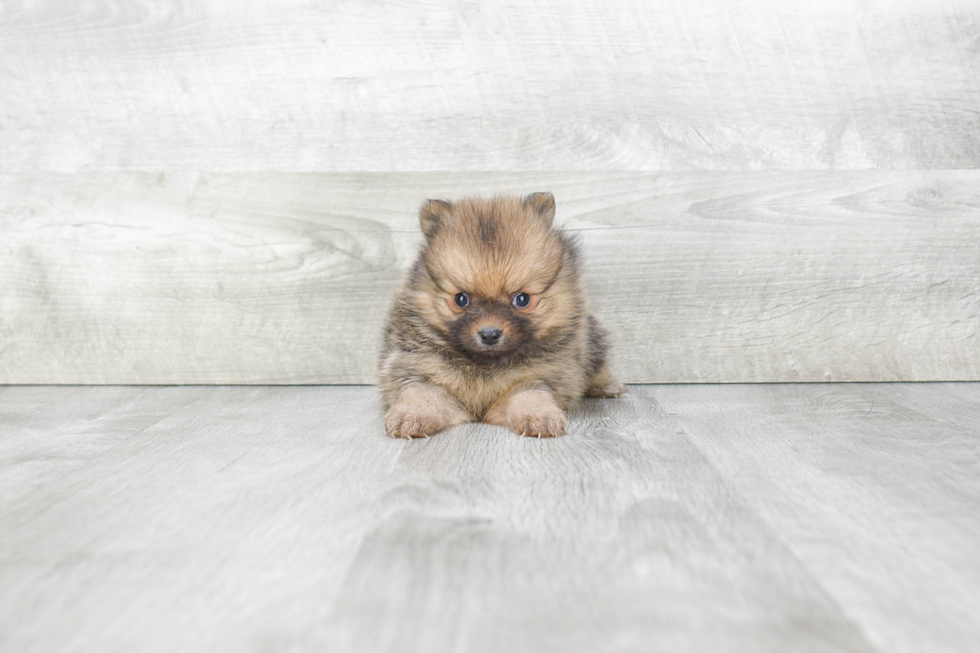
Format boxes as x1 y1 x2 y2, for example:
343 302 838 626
377 192 624 439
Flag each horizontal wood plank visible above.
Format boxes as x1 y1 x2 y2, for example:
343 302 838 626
1 0 978 171
1 171 977 383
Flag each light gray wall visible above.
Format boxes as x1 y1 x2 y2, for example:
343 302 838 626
2 0 978 383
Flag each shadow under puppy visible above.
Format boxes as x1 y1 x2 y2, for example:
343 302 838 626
378 192 624 439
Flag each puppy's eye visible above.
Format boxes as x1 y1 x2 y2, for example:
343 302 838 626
512 292 531 309
454 292 470 309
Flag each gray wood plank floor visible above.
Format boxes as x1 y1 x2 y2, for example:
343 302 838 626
1 384 977 653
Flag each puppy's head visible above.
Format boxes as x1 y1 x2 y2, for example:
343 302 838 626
410 193 582 363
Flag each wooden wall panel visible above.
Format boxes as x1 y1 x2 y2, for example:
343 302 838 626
3 0 978 383
1 0 978 172
2 171 977 384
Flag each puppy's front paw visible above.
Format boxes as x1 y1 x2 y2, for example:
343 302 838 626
383 384 471 439
512 407 567 438
383 406 444 439
486 388 568 438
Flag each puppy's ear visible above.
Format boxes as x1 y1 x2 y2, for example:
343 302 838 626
419 200 453 238
419 199 452 238
523 192 556 225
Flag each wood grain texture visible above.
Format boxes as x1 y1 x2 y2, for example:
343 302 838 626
2 384 979 652
654 383 980 653
0 385 201 507
2 171 978 383
1 0 979 171
0 385 404 653
315 392 874 653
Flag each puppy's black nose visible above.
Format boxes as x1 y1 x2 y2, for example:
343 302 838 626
478 327 502 346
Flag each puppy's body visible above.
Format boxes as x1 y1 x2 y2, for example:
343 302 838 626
378 193 623 438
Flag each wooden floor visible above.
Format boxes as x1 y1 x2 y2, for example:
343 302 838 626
1 384 978 653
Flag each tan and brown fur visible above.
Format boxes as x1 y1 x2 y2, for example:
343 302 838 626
378 193 624 439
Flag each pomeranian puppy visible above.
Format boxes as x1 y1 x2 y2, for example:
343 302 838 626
378 192 624 439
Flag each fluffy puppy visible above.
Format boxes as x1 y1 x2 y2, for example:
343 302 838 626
377 192 624 439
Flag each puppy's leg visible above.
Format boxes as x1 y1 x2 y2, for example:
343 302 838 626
384 383 472 439
585 366 626 398
485 387 568 438
582 314 625 398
